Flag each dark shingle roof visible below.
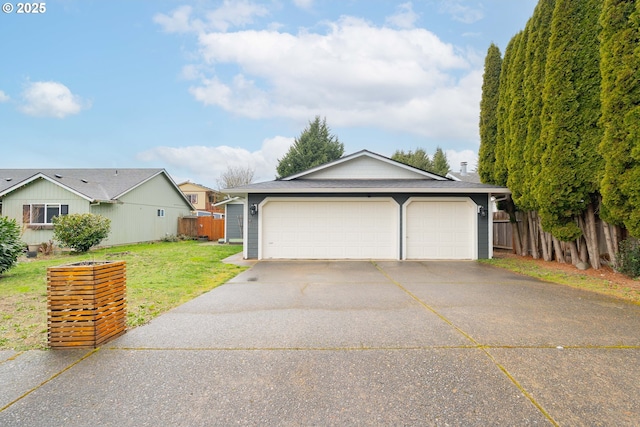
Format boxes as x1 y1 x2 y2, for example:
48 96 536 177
225 179 510 194
0 169 167 201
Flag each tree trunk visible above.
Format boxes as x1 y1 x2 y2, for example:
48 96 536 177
528 211 539 259
587 204 601 269
519 211 529 257
552 236 566 263
579 205 601 269
511 222 523 255
504 198 522 255
579 235 589 264
538 215 552 261
602 221 617 268
568 241 579 265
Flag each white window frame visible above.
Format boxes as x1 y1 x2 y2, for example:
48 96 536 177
23 203 69 225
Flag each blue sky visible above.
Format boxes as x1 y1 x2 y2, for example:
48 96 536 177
1 0 537 185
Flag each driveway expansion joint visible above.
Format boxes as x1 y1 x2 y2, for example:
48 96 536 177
371 261 561 427
0 348 99 413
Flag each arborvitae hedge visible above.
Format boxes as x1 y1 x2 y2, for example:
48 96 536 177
521 0 555 212
536 0 602 241
599 0 640 237
478 43 502 185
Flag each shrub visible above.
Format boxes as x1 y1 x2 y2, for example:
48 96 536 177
0 216 24 275
617 239 640 278
53 213 111 253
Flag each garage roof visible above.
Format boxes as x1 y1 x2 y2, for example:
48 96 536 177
224 150 510 195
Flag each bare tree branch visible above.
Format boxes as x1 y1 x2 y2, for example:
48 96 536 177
217 165 255 190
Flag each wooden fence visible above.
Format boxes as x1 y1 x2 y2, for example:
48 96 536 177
178 216 225 241
493 211 513 250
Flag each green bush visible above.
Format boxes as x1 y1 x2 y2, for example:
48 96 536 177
0 216 24 275
52 213 111 253
618 239 640 278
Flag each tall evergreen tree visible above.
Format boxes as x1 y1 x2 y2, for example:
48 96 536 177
391 148 432 171
493 33 521 186
522 0 557 261
537 0 603 242
478 43 502 184
276 116 344 178
522 0 555 213
599 0 640 237
431 147 450 176
506 28 530 208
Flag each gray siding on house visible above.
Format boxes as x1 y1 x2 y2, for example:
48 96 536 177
1 178 90 245
247 194 266 259
91 173 192 246
246 193 491 260
225 203 244 242
2 172 192 247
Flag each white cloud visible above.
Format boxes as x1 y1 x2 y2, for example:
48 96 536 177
153 5 196 33
137 136 293 185
168 13 478 140
439 1 483 24
445 149 478 173
154 1 269 34
19 81 90 118
292 0 314 10
0 90 10 103
385 2 419 29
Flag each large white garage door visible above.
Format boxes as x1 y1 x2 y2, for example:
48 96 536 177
404 198 476 260
260 198 399 260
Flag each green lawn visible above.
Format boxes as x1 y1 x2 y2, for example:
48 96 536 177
0 241 246 350
480 257 640 305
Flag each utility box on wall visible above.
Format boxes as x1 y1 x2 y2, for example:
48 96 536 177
47 260 127 349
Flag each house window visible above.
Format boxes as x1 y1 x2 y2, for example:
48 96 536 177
23 204 69 225
187 194 198 204
157 209 165 217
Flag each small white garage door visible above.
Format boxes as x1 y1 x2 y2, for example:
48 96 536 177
404 198 476 260
260 198 399 259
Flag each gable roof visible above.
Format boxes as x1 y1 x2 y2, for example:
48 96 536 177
0 169 193 206
223 150 510 195
178 181 218 193
282 150 448 181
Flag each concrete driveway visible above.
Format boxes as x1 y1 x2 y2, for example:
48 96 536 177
1 260 639 426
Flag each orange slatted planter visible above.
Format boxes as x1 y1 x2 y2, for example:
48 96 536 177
47 261 127 349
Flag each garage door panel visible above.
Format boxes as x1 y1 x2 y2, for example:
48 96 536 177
405 199 476 260
261 199 398 260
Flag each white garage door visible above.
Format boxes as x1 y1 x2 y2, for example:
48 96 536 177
404 198 476 260
260 198 399 259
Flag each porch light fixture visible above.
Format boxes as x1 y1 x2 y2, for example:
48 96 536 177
249 204 258 216
478 206 487 217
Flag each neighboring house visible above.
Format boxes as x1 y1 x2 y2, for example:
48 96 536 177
178 181 224 214
446 162 482 183
223 150 510 261
0 169 194 246
214 197 245 243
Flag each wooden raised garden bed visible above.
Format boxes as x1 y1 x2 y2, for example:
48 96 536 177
47 260 127 349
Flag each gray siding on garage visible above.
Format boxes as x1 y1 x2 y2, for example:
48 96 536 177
247 194 266 259
246 193 490 260
225 203 244 242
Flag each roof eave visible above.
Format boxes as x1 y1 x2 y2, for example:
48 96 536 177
224 187 511 195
